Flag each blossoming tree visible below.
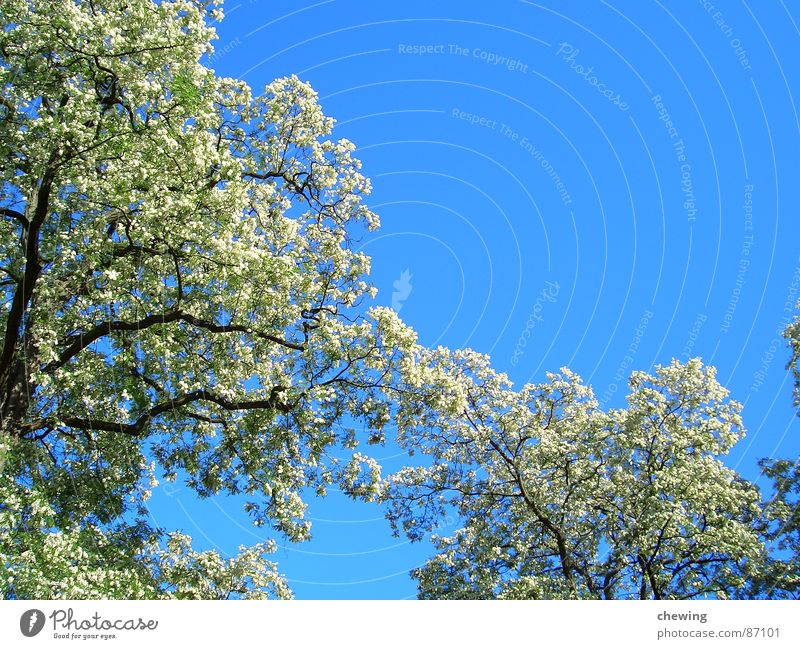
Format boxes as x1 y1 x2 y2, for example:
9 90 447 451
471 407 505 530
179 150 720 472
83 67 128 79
744 306 800 598
381 355 766 599
2 0 797 602
0 0 409 598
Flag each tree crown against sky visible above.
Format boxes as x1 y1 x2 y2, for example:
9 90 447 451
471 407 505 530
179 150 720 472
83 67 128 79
379 353 766 599
377 328 800 600
0 0 414 598
785 307 800 411
1 0 798 600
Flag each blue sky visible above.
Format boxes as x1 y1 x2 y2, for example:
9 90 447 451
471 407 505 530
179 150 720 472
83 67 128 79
147 0 800 598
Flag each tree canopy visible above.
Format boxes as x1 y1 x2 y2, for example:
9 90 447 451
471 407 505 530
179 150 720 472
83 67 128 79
1 0 798 600
0 0 410 598
785 302 800 411
381 355 765 599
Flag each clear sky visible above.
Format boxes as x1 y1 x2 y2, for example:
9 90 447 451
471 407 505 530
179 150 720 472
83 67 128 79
146 0 800 598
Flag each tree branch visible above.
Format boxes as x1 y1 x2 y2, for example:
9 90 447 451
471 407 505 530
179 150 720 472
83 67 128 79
0 151 59 419
47 310 304 372
19 385 292 437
